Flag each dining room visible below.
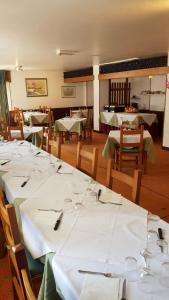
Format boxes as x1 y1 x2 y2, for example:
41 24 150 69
1 1 169 300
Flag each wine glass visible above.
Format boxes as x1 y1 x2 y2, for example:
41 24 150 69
156 240 168 262
138 267 154 293
147 230 159 256
159 261 169 288
63 198 73 213
140 248 152 269
124 256 138 282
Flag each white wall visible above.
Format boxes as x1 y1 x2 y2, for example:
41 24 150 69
150 76 166 111
9 70 86 109
99 80 109 110
130 75 166 111
130 77 149 109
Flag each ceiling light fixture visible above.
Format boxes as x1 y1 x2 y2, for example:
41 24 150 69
56 49 79 56
100 57 139 65
15 65 23 71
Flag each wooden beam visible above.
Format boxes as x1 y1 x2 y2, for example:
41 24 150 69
99 66 169 80
64 75 94 83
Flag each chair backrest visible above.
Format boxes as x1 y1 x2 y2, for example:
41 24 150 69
47 109 54 127
119 125 144 151
21 268 36 300
121 120 138 130
70 110 82 118
47 135 61 159
0 189 20 247
0 190 31 300
106 160 142 204
8 123 24 141
41 127 61 158
76 142 98 179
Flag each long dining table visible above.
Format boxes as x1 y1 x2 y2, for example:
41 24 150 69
0 140 168 300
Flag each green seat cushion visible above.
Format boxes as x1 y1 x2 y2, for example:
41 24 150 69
121 147 140 153
25 247 44 276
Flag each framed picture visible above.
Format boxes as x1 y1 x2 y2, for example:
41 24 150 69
61 86 76 98
25 78 48 97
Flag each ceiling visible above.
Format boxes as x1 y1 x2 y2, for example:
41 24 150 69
0 0 169 71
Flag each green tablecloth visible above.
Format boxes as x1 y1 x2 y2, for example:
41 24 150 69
100 112 118 126
26 131 41 147
29 115 49 127
102 136 155 163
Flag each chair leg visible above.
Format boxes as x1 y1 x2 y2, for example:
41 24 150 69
143 151 147 174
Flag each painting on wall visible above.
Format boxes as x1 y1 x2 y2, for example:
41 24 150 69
61 86 76 98
25 78 48 97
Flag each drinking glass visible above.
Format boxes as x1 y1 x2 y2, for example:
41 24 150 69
140 248 152 268
159 262 169 288
147 230 159 256
156 239 168 261
138 267 154 293
63 198 73 213
124 256 138 281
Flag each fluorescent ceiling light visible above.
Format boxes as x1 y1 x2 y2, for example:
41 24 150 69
100 57 139 65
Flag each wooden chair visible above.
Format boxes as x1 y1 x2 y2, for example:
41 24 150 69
115 125 144 172
82 109 93 141
0 190 43 299
106 160 142 204
41 127 61 158
21 268 36 300
7 123 24 141
0 117 8 140
76 142 98 179
47 109 54 128
70 109 82 118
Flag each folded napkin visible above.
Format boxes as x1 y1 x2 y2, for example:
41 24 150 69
80 275 121 300
99 190 122 204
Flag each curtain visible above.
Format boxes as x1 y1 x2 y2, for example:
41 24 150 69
0 71 9 124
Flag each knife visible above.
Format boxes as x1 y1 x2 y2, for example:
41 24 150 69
158 228 164 240
56 164 62 173
54 212 63 230
121 279 126 300
97 189 102 200
1 160 10 166
158 228 164 253
21 177 30 187
35 151 41 156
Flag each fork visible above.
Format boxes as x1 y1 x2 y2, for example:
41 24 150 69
37 208 62 213
98 199 122 205
78 270 113 277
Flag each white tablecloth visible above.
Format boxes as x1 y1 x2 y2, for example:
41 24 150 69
57 117 86 131
23 112 48 123
11 126 43 140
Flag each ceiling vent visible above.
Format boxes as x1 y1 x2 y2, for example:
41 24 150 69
56 49 79 56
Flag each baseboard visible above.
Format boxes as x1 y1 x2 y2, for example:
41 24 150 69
162 146 169 151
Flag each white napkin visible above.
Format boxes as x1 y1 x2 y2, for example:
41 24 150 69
80 275 121 300
99 190 122 204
